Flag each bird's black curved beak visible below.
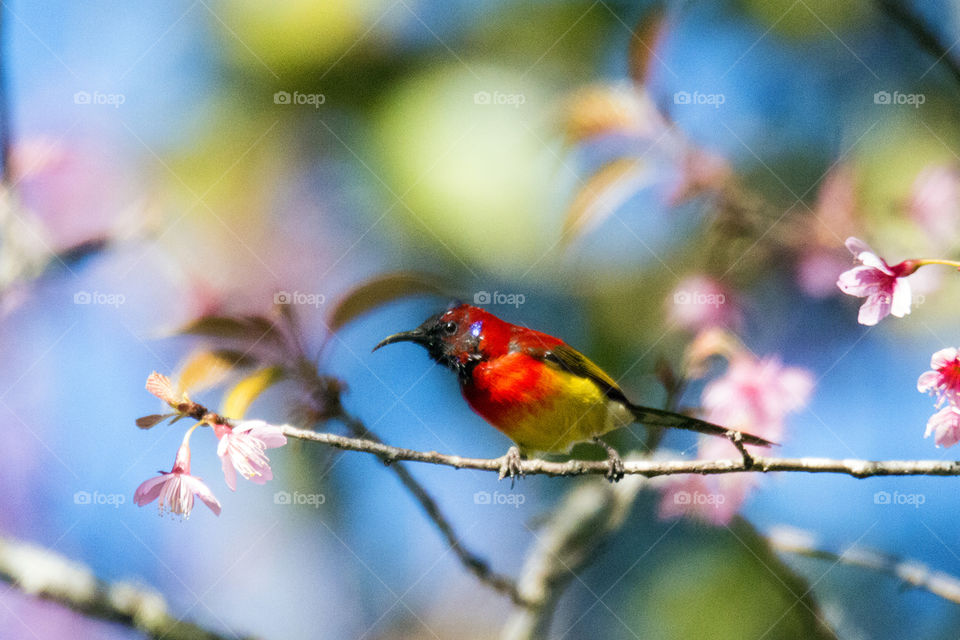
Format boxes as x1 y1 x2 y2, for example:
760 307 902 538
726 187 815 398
373 328 429 352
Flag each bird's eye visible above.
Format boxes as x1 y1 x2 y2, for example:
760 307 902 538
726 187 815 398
442 321 457 336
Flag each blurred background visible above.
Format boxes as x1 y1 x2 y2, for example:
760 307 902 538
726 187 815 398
2 0 960 638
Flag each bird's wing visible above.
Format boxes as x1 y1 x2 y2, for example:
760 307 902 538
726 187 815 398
542 343 631 405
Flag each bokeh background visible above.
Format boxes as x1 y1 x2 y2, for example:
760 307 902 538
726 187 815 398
2 0 960 638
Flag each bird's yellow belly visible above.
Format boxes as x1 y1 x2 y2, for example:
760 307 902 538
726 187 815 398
465 359 634 454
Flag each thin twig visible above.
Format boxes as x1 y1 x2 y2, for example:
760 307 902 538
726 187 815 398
280 424 960 479
336 412 531 608
769 525 960 606
0 535 256 640
875 0 960 91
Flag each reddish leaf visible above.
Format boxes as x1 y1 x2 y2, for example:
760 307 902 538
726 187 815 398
628 4 669 85
328 272 450 333
136 414 171 429
178 315 280 345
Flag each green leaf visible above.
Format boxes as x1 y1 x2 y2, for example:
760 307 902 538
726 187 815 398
327 271 450 333
176 350 235 395
221 366 285 419
627 517 837 639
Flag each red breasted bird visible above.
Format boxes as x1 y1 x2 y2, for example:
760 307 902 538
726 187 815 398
374 303 774 480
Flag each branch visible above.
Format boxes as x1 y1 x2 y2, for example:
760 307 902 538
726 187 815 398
501 475 645 639
0 535 256 640
335 413 530 608
768 525 960 606
280 425 960 479
875 0 960 91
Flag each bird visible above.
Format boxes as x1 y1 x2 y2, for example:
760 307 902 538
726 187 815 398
373 303 774 480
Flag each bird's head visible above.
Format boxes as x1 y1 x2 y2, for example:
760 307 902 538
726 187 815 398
373 303 511 380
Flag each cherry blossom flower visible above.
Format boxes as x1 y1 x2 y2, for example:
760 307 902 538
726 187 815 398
213 420 287 491
134 430 221 518
909 165 960 244
701 354 815 445
918 348 960 409
658 471 754 526
660 351 814 525
667 275 741 333
924 406 960 448
658 437 759 526
836 237 918 326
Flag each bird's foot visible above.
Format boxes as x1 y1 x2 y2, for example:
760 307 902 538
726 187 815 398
498 446 525 483
594 437 625 482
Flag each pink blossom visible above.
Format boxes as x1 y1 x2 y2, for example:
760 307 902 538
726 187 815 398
701 354 814 445
909 165 960 243
12 137 129 253
917 348 960 408
924 406 960 448
796 251 851 298
667 275 741 332
659 353 813 525
836 237 917 326
134 435 221 518
658 463 756 526
213 420 287 491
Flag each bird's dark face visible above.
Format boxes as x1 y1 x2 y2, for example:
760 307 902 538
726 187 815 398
374 304 502 381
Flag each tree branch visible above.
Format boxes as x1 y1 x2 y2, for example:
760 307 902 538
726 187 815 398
874 0 960 91
0 535 256 640
768 525 960 606
280 424 960 479
334 412 531 608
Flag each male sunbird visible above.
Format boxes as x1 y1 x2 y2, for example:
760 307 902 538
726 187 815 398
374 303 774 480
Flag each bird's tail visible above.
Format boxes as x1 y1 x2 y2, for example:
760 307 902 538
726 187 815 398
628 404 777 447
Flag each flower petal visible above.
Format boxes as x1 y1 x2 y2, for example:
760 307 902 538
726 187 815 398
889 278 912 318
931 347 958 370
221 450 238 491
134 474 168 506
857 293 891 326
182 475 221 516
837 266 889 296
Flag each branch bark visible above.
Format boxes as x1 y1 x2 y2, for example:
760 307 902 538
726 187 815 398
335 413 530 608
280 424 960 479
0 535 256 640
769 525 960 605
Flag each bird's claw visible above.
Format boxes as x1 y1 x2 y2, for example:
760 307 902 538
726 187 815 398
498 446 524 484
594 437 625 482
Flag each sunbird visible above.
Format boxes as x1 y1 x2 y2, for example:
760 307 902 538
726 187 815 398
374 303 774 480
